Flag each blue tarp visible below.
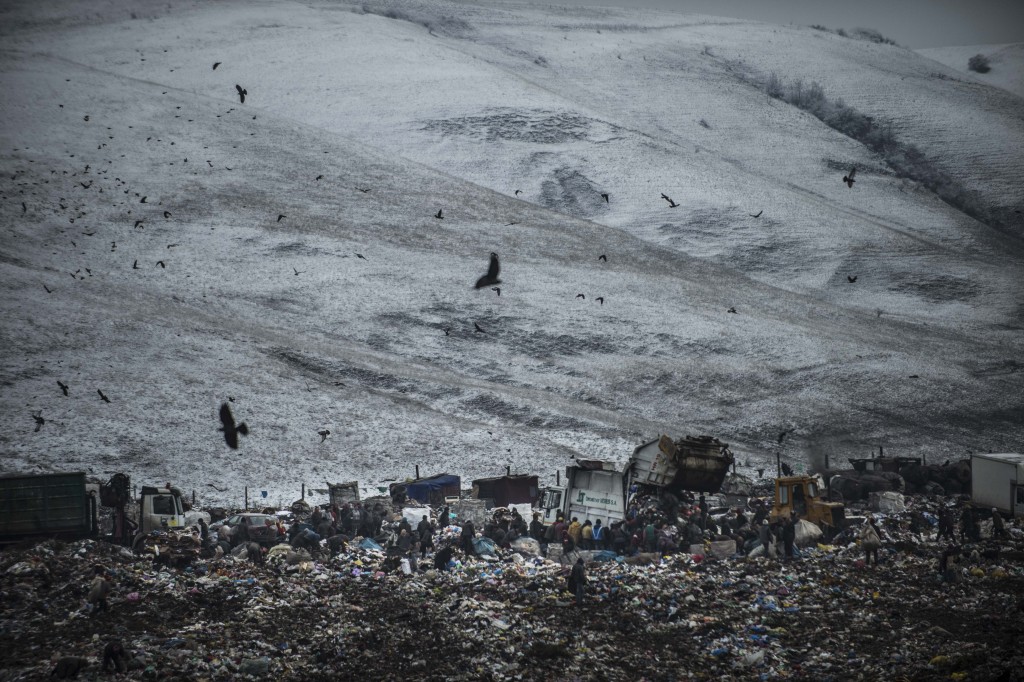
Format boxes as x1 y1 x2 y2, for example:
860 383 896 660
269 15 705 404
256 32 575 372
404 474 460 504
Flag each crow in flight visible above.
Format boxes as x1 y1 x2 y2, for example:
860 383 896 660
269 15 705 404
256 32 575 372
316 175 323 181
576 293 585 300
133 260 139 269
474 322 486 334
474 252 501 289
140 196 147 203
601 193 609 203
596 297 604 305
598 254 607 262
357 187 371 193
156 260 166 268
435 209 444 219
235 85 247 103
277 214 285 222
33 413 45 432
43 285 53 293
661 193 679 208
727 307 737 314
97 389 111 403
514 189 522 196
318 429 330 443
164 211 171 218
134 220 144 228
213 62 221 70
847 275 857 283
443 327 451 336
750 210 763 218
219 402 249 449
843 168 856 188
293 268 303 276
58 381 69 396
355 253 367 260
491 287 501 296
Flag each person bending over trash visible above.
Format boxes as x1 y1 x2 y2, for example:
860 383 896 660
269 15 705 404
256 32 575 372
860 518 882 566
568 558 587 606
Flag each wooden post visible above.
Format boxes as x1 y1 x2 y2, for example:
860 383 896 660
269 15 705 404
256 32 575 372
506 465 511 477
244 487 248 511
192 490 196 507
415 465 420 480
301 483 305 501
556 470 560 486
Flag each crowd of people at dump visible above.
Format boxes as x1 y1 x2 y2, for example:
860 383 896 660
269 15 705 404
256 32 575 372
182 485 1014 596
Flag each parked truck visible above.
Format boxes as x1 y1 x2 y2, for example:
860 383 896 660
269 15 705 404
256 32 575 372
539 434 735 525
0 472 99 544
971 453 1024 518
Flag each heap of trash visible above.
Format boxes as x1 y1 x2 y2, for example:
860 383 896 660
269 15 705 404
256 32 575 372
2 496 1022 681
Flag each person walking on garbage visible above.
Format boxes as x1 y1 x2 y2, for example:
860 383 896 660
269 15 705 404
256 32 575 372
438 505 450 530
861 517 882 566
461 519 476 556
417 515 434 557
938 545 962 582
991 509 1007 539
936 507 955 542
88 565 111 616
643 520 658 553
782 515 797 560
434 543 454 571
568 558 587 606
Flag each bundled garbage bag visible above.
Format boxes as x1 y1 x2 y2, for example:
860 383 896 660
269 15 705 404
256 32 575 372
794 520 823 546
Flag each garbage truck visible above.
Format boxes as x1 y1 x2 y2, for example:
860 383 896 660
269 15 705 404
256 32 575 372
971 453 1024 518
539 434 735 525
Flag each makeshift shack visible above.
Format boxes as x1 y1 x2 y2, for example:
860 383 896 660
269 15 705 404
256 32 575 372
392 474 461 506
471 474 539 508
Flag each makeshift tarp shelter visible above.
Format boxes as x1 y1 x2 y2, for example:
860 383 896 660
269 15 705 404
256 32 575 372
392 474 460 505
471 474 539 507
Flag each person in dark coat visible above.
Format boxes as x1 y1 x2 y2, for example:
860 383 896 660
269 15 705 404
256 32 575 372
434 544 454 571
568 558 587 605
461 519 476 556
198 517 209 544
991 508 1007 539
529 513 545 542
88 565 111 616
438 506 450 530
936 507 955 542
698 495 709 530
102 640 128 673
759 519 774 559
782 516 797 560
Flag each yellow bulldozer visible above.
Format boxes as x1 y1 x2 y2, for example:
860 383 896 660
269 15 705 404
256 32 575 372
770 475 846 536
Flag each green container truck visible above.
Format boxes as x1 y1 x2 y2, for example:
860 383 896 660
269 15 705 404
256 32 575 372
0 472 98 543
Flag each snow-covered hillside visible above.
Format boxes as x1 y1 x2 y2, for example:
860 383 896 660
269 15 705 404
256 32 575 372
1 0 1022 506
918 43 1024 99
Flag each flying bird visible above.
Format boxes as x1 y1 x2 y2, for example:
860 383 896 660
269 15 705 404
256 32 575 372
474 322 486 334
277 214 285 222
140 196 147 203
491 287 501 296
596 297 604 305
133 260 139 269
514 189 522 196
293 268 304 276
316 175 323 181
355 253 367 260
219 402 249 449
57 381 69 396
163 211 171 218
434 209 444 219
97 389 111 403
576 293 585 300
33 413 45 432
235 84 247 103
750 210 763 218
847 275 858 283
474 252 501 289
43 285 53 293
727 307 737 313
778 430 790 444
843 168 856 188
134 220 143 228
213 62 221 70
357 187 371 193
156 260 166 268
443 327 451 336
661 193 679 208
318 429 330 443
598 254 607 262
600 193 609 203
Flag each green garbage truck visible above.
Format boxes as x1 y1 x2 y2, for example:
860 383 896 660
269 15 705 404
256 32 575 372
0 472 99 544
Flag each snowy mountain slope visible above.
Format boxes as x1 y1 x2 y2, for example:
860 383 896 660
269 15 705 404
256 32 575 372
917 43 1024 100
1 0 1022 505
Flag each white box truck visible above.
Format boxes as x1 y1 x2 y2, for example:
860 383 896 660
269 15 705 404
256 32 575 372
971 453 1024 518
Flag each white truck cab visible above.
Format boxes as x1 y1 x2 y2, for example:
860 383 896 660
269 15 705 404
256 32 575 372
139 485 186 533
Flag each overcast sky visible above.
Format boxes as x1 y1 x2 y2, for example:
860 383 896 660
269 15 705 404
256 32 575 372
527 0 1024 48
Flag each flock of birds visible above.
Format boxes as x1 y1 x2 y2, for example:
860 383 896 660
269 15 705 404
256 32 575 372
16 52 867 455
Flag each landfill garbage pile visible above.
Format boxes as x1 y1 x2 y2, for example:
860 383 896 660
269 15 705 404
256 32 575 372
1 505 1022 681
